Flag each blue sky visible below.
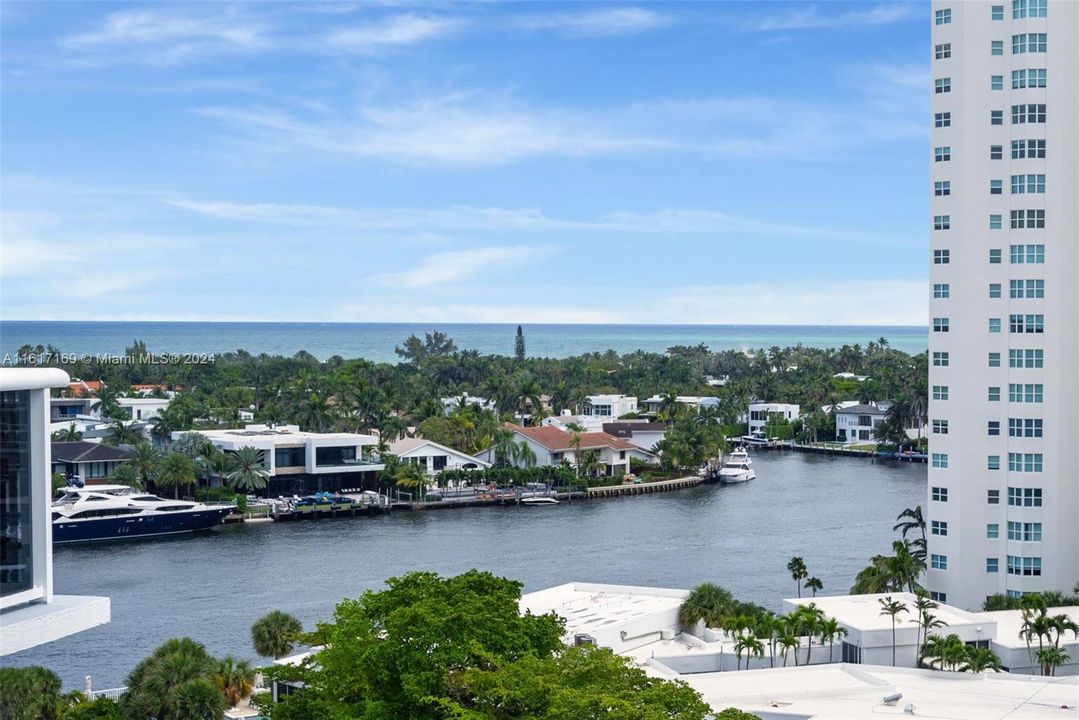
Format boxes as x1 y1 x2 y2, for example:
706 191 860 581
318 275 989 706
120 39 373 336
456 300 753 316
1 1 930 324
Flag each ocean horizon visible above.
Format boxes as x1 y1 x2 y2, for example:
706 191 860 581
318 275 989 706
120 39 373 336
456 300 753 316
0 321 928 364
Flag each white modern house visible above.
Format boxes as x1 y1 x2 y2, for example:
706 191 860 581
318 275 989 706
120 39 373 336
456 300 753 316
1 368 110 656
641 395 720 417
580 394 638 422
183 424 384 495
834 403 890 443
116 396 171 421
386 437 490 476
476 424 652 476
745 402 800 436
926 0 1079 610
440 393 497 416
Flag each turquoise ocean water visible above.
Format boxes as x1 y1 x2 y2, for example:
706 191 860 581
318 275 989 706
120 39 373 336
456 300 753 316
0 322 927 363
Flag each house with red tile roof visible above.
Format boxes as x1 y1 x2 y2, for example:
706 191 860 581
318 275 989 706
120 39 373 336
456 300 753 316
476 423 655 477
66 379 104 397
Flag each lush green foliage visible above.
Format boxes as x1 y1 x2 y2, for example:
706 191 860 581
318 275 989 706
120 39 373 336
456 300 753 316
0 666 64 720
121 638 226 720
251 610 303 660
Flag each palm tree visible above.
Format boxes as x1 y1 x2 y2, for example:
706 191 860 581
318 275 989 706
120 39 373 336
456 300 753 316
53 423 82 442
778 634 799 667
734 633 765 671
1035 646 1070 677
516 440 537 468
156 452 199 499
130 441 161 489
251 610 302 660
795 604 824 665
758 613 785 668
878 595 909 666
110 461 142 489
578 449 604 479
104 420 142 446
569 432 583 476
912 592 941 666
393 462 429 501
657 391 682 425
212 656 255 707
488 427 520 466
893 506 927 561
121 637 221 720
965 647 1003 673
804 577 823 597
226 447 269 494
203 449 237 487
787 557 808 598
819 616 847 663
678 583 734 631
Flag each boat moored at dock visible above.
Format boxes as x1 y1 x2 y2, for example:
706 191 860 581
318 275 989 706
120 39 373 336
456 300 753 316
52 485 234 543
718 448 756 484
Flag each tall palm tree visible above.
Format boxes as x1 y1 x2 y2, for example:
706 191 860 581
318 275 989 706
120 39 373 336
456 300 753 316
1036 646 1070 677
203 449 237 488
734 633 764 671
878 595 908 666
121 637 221 720
893 506 927 561
251 610 302 660
578 449 604 479
787 557 808 598
130 441 162 489
157 452 199 499
212 656 255 707
912 591 941 666
778 634 799 667
819 616 847 663
104 420 142 446
795 604 825 665
53 424 82 442
804 577 823 597
965 647 1003 674
657 391 682 425
393 462 429 500
678 583 734 630
110 461 142 489
516 440 537 469
226 447 269 494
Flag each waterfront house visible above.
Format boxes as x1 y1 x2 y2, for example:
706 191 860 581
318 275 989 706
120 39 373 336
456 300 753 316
386 437 490 476
1 368 110 656
51 441 134 485
601 421 666 453
185 424 384 496
580 394 637 423
745 402 800 437
640 394 720 418
65 378 104 398
477 423 653 475
116 396 171 421
834 403 889 443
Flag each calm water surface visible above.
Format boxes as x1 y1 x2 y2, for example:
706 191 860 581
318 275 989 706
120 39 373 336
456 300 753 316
4 452 924 688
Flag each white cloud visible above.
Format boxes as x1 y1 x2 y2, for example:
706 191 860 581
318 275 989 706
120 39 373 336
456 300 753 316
378 245 546 288
753 3 916 31
517 8 670 37
61 7 269 65
323 14 462 53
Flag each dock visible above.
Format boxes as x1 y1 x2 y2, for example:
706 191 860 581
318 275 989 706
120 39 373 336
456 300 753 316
585 475 702 497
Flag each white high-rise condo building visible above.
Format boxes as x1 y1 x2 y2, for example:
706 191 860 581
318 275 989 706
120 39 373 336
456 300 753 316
927 0 1078 610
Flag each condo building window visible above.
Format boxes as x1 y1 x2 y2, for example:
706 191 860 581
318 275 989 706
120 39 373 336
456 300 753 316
1009 418 1043 437
988 353 1001 368
1010 279 1044 299
989 386 1001 401
1009 349 1043 368
935 146 951 162
1007 556 1042 576
935 8 952 24
935 43 951 59
931 520 948 536
990 145 1003 160
1011 174 1045 194
987 523 1000 538
935 78 951 94
1012 69 1047 89
992 5 1005 19
988 489 1000 504
934 249 950 264
934 215 950 230
1011 104 1046 124
987 558 999 573
989 318 1001 333
990 109 1003 124
930 591 947 603
1013 0 1047 19
934 180 950 196
932 385 949 400
932 419 949 435
989 179 1002 194
1012 139 1046 158
1010 244 1044 263
933 317 950 333
1012 33 1047 54
1008 487 1042 506
991 40 1004 56
932 486 948 502
1008 453 1043 472
991 76 1004 92
931 554 947 570
933 283 950 298
934 112 951 128
933 352 950 367
990 215 1003 229
1009 383 1043 403
1010 210 1045 229
1009 314 1044 333
989 248 1002 263
988 454 1000 469
932 453 948 468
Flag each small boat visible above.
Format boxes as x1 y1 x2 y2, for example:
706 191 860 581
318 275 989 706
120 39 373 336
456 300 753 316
52 485 233 543
718 448 756 484
521 496 560 505
740 432 774 448
293 492 354 513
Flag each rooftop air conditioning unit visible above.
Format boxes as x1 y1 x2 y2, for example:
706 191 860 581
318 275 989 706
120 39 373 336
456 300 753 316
574 634 596 646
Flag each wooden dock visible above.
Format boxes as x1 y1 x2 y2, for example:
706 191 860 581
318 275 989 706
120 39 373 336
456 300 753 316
585 476 702 497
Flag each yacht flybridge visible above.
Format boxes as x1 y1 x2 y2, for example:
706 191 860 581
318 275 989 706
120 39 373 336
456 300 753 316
52 485 234 543
717 448 756 485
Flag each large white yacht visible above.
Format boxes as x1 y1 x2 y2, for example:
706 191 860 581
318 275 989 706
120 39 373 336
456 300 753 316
717 448 756 485
52 485 234 543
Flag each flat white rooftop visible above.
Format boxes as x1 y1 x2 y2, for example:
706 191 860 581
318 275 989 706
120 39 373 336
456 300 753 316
521 582 685 639
189 424 376 444
984 606 1079 650
0 595 111 656
678 663 1079 720
787 593 983 633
